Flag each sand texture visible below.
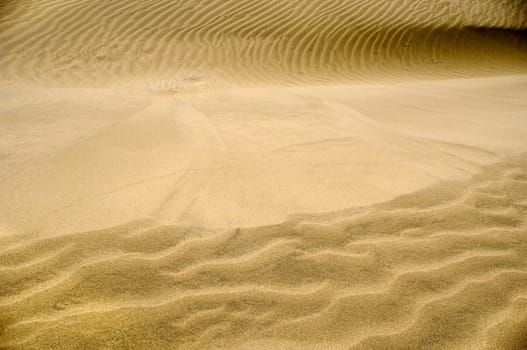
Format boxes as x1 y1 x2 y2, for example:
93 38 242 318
1 0 527 349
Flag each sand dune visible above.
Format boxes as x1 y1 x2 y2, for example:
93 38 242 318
1 0 527 349
0 0 526 88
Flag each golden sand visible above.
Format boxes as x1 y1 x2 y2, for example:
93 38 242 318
1 0 527 349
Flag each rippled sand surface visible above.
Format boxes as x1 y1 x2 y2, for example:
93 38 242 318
1 1 527 349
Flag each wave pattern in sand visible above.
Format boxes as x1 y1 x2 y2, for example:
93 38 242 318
1 155 527 349
0 0 526 89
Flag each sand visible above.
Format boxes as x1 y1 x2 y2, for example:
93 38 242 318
1 0 527 349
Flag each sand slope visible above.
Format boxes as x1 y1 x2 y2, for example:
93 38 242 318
1 76 527 233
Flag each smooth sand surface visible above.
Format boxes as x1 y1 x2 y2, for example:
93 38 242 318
1 0 527 349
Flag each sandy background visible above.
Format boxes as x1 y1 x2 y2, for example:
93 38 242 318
1 0 527 349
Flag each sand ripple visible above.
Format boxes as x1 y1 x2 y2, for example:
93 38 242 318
1 155 526 349
0 0 525 89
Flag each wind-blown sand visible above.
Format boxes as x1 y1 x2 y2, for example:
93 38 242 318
1 0 527 349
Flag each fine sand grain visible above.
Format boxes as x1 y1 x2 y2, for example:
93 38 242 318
1 0 526 349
